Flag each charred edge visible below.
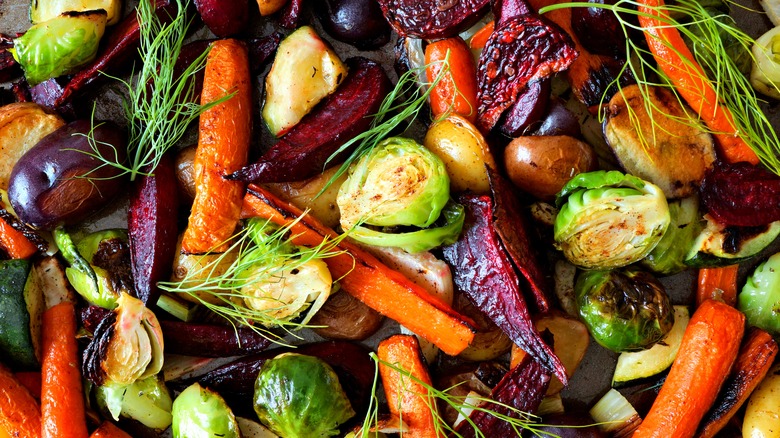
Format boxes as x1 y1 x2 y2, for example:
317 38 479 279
578 57 632 107
82 311 117 386
0 207 47 252
246 187 298 221
93 238 134 296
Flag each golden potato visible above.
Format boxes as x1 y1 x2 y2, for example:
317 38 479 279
743 363 780 438
504 135 596 201
175 145 198 203
0 103 64 190
262 166 347 230
171 234 238 305
423 114 496 194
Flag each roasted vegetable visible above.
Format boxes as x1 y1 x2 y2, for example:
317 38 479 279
11 10 107 85
554 171 671 269
314 0 390 49
738 252 780 337
263 166 348 230
685 216 780 267
31 0 122 25
310 289 385 341
172 383 239 438
700 161 780 227
743 363 780 438
159 321 271 357
0 259 42 370
576 268 675 352
253 353 355 437
376 0 489 38
751 25 780 98
642 196 699 275
96 376 173 431
193 0 248 37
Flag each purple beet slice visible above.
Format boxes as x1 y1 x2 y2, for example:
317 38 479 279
700 161 780 227
376 0 490 39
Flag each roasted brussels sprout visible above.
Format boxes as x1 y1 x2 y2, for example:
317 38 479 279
751 25 780 98
554 171 670 269
642 196 700 275
576 268 675 352
254 353 355 437
172 383 239 438
738 252 780 337
11 11 107 85
96 376 173 431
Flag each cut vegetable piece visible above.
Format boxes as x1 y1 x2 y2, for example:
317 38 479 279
743 363 780 438
425 37 479 123
182 39 251 254
262 26 347 136
376 0 490 38
612 305 690 385
0 259 42 370
173 383 239 438
0 363 41 438
739 252 780 338
684 216 780 268
241 185 476 356
589 389 642 437
697 265 738 307
700 161 780 227
31 0 122 25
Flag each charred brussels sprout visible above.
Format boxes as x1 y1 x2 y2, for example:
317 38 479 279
738 252 780 337
172 383 239 438
96 376 173 431
642 196 700 275
254 353 355 437
554 171 670 269
576 268 675 352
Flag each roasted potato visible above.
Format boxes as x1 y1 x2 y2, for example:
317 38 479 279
263 166 347 230
743 363 780 438
0 103 64 190
604 84 716 199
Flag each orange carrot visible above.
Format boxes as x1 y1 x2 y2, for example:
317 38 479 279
0 363 40 438
469 21 494 50
89 422 131 438
13 372 41 401
425 37 479 123
377 335 438 438
182 39 251 254
40 302 88 438
637 0 758 165
241 185 476 356
696 265 739 307
634 299 745 438
0 215 37 259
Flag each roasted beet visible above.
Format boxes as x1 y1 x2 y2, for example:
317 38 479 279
280 0 305 29
497 79 551 137
571 0 627 57
160 321 272 357
248 32 283 74
376 0 490 39
228 57 391 183
700 161 780 227
476 15 577 133
194 0 248 37
493 0 532 25
532 97 582 137
314 0 390 49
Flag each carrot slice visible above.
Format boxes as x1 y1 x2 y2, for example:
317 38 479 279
426 37 479 123
241 185 476 356
13 372 41 401
0 364 40 438
0 215 37 259
696 265 739 307
40 302 88 438
377 335 438 438
634 299 744 437
182 38 251 254
469 21 494 50
89 422 131 438
637 0 758 165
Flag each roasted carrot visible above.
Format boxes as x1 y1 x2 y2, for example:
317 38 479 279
697 327 778 438
241 185 476 356
377 335 438 438
469 21 494 50
89 422 132 438
40 302 88 438
13 372 41 401
634 299 745 438
0 364 40 438
696 265 739 307
637 0 758 165
425 37 479 123
0 215 37 259
182 38 251 254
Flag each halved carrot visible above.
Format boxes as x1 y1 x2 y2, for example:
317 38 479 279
0 363 40 438
40 302 88 438
377 335 438 438
241 185 476 356
469 21 494 50
181 38 251 254
696 265 739 307
89 422 131 438
0 216 37 259
426 37 479 123
13 372 41 401
637 0 759 165
634 299 744 438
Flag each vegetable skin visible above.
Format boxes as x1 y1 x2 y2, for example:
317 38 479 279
697 265 739 307
0 363 40 438
425 37 479 123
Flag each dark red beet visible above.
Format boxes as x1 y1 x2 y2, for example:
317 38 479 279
128 154 179 306
531 96 582 137
314 0 391 49
376 0 490 39
497 79 550 137
493 0 533 26
280 0 305 29
477 15 577 133
228 57 391 183
700 161 780 227
571 0 628 57
193 0 248 37
248 32 282 74
442 195 566 382
160 320 272 357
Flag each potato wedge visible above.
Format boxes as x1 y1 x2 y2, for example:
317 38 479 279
604 85 716 199
743 363 780 438
0 103 64 190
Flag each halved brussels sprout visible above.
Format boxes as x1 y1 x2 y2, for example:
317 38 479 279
338 137 450 230
642 196 700 275
254 353 355 437
96 375 173 431
554 171 670 269
172 383 239 438
11 10 107 85
576 268 674 352
738 252 780 337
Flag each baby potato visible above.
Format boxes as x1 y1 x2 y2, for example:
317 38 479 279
263 166 347 230
504 135 597 201
743 363 780 438
423 114 496 194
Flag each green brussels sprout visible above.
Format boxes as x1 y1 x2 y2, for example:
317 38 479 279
348 201 465 253
11 11 107 86
642 196 700 275
576 268 675 352
554 171 670 269
172 383 239 438
96 376 173 431
254 353 355 437
337 137 450 230
738 252 780 338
